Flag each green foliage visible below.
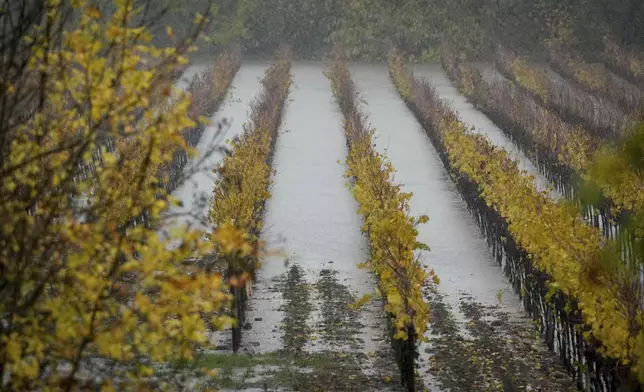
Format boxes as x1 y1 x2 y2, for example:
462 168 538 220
145 0 642 59
330 0 433 60
217 0 341 57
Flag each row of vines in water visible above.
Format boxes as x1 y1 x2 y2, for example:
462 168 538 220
159 50 241 196
546 41 644 116
602 39 644 90
326 55 437 391
207 50 292 351
495 45 629 140
389 52 644 389
441 51 644 267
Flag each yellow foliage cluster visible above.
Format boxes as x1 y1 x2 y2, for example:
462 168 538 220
443 52 644 217
327 58 434 341
389 53 644 383
572 64 608 92
508 58 551 104
0 1 244 389
209 51 292 274
101 52 241 227
588 144 644 214
494 47 550 103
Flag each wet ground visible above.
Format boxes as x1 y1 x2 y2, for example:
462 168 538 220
351 63 574 391
192 263 401 391
190 62 401 390
161 62 577 391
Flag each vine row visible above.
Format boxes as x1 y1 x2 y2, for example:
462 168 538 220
389 51 644 391
159 49 242 195
441 51 644 263
326 55 435 392
546 41 644 116
495 45 629 140
603 38 644 90
208 49 292 351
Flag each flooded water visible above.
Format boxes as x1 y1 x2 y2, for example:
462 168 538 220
157 61 574 391
351 62 522 318
351 64 573 391
242 62 387 357
412 64 559 199
161 63 268 244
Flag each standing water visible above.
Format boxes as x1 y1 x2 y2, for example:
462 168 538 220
160 63 401 392
242 63 389 359
351 64 573 391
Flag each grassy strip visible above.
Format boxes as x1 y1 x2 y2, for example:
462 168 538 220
495 45 629 140
546 41 644 116
209 49 291 275
192 351 399 391
390 52 644 389
326 56 435 391
278 264 314 353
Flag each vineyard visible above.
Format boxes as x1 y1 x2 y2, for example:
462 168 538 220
3 1 644 391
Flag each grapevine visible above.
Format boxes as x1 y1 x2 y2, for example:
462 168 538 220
495 45 629 140
389 51 644 385
442 51 644 231
327 55 435 391
546 40 644 115
207 50 292 352
209 49 292 275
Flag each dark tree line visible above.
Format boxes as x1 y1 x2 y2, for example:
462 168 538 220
84 0 643 59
